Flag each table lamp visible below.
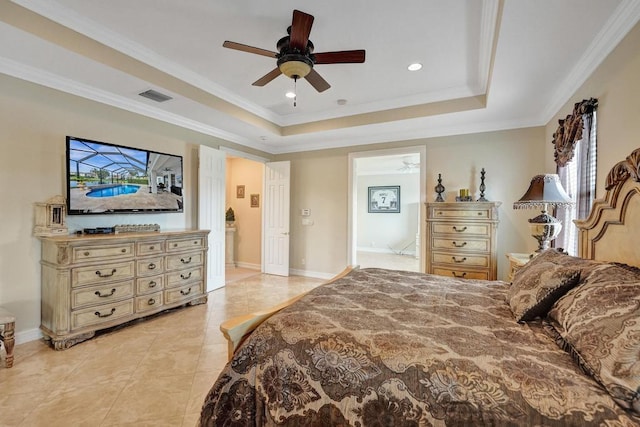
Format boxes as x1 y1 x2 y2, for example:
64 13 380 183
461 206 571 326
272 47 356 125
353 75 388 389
513 174 574 252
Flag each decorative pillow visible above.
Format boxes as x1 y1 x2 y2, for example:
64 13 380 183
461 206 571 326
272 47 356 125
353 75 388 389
527 249 640 285
507 251 581 322
546 280 640 415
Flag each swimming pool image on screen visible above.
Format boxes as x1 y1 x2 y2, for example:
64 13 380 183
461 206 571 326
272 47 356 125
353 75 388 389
66 136 184 214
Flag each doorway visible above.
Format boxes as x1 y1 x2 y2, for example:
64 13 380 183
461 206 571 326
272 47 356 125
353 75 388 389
348 146 426 272
224 151 265 281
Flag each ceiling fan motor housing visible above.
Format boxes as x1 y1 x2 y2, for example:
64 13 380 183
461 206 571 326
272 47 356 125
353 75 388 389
276 36 315 79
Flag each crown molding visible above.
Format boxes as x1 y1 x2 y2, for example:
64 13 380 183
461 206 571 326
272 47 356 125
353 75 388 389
0 56 272 152
540 0 640 124
11 0 282 125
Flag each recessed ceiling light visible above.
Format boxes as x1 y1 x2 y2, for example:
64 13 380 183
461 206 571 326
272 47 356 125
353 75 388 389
407 63 422 71
285 91 296 99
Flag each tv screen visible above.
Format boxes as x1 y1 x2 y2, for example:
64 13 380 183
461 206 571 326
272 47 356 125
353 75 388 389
66 136 184 215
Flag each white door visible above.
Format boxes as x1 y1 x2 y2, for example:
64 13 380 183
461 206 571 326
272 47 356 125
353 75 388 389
198 145 226 291
263 161 290 276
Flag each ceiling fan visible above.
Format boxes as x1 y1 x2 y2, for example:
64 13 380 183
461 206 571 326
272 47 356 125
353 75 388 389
222 9 366 93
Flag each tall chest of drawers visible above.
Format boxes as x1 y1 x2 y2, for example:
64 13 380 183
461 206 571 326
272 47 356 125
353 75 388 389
426 202 501 280
39 229 209 349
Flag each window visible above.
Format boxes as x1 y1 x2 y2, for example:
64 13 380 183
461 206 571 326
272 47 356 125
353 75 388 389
553 99 598 255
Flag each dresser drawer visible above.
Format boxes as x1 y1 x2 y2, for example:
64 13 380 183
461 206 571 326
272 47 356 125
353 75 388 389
71 280 134 309
136 274 164 294
72 243 134 263
71 299 134 329
166 251 204 271
136 256 164 276
136 240 164 256
431 207 491 219
166 266 203 288
432 268 489 281
431 238 489 252
71 261 135 287
165 282 203 304
432 252 490 268
432 223 490 236
167 237 205 252
135 291 163 313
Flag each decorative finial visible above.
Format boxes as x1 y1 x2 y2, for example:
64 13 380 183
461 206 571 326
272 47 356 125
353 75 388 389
477 168 487 201
435 174 445 202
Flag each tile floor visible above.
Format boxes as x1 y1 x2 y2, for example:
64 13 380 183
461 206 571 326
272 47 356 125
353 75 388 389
357 251 420 272
0 272 325 427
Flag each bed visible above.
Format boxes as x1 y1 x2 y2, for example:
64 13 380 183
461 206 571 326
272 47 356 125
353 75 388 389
200 148 640 426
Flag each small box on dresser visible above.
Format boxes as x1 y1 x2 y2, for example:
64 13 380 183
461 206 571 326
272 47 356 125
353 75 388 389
426 202 501 280
39 229 209 350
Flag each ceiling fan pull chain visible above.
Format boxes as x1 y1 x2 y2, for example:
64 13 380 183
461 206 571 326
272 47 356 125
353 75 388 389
294 77 297 107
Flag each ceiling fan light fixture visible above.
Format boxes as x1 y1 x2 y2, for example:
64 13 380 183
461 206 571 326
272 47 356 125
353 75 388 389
407 63 423 71
285 91 296 98
278 59 312 79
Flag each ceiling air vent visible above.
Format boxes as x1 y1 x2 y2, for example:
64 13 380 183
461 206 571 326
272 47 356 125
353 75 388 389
138 89 173 103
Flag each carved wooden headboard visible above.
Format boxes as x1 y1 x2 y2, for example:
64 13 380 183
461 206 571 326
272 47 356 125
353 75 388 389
575 147 640 266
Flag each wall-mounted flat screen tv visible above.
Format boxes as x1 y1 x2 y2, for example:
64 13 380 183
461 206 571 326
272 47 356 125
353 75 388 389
66 136 184 215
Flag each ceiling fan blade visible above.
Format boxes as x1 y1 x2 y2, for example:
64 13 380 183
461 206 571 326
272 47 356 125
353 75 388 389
304 69 330 93
223 41 277 58
252 68 282 86
289 10 314 51
314 50 366 64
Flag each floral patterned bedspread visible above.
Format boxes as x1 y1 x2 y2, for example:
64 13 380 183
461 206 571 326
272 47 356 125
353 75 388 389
200 268 638 426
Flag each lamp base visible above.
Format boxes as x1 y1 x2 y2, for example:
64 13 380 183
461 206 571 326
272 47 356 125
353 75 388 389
528 211 562 252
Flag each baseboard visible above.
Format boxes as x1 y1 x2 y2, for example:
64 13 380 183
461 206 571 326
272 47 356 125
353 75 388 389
357 247 416 256
15 328 43 345
289 268 335 280
235 262 261 270
357 247 394 254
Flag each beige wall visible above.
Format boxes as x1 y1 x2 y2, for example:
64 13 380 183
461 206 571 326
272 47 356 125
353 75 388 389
277 127 547 279
225 157 263 268
545 20 640 194
0 75 267 340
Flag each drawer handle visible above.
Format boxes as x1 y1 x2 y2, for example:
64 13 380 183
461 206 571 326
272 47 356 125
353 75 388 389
452 271 467 278
95 288 116 298
194 241 199 245
94 308 116 318
180 256 192 264
180 287 192 296
121 248 127 253
149 280 157 288
148 298 156 306
173 243 178 248
477 212 483 216
452 241 467 248
148 263 157 270
452 226 467 232
149 246 155 250
84 251 90 256
180 272 192 280
95 268 117 278
452 256 467 263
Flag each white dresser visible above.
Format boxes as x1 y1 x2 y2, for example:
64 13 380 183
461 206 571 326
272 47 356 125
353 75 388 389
425 202 501 280
39 229 209 349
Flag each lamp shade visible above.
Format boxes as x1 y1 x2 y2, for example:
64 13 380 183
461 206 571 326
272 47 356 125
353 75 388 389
513 174 573 210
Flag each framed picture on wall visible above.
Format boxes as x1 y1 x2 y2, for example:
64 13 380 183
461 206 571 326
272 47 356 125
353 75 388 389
368 186 400 213
250 194 260 208
236 185 245 198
